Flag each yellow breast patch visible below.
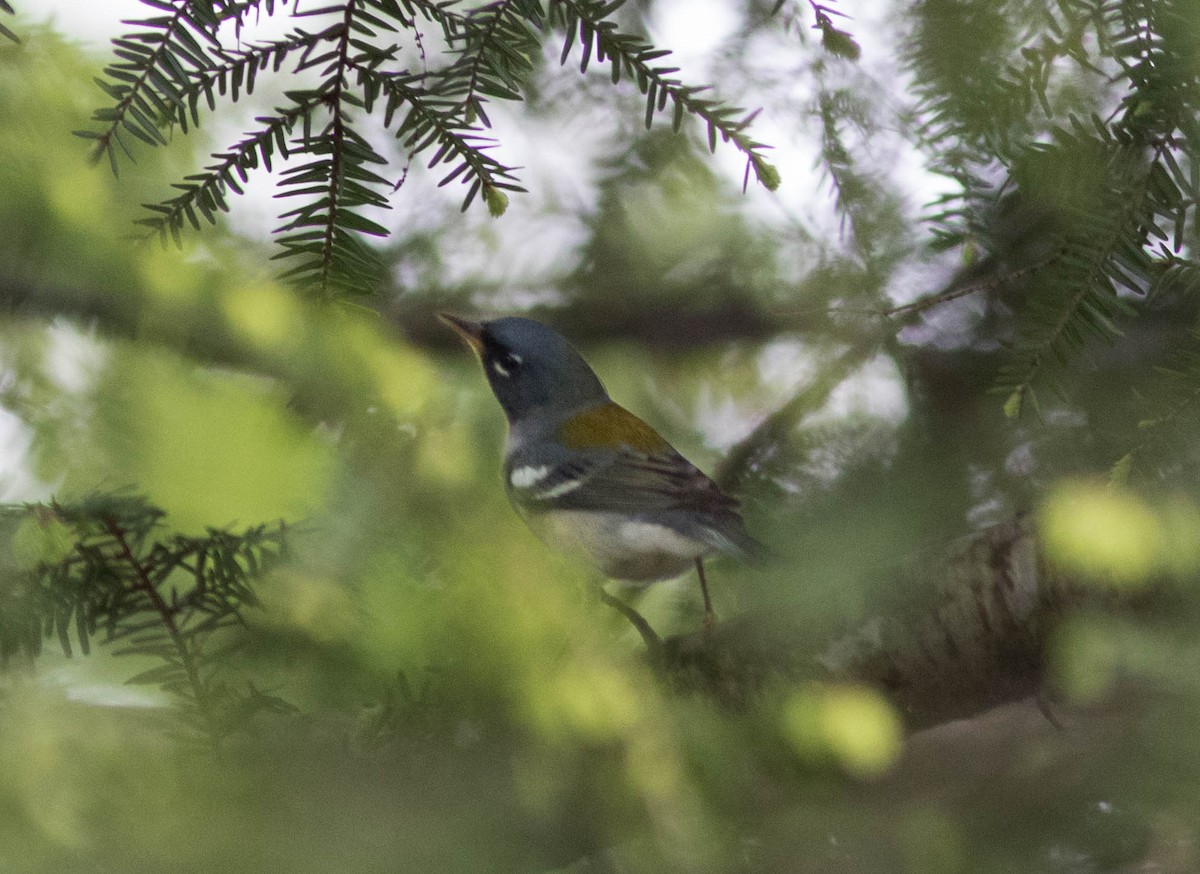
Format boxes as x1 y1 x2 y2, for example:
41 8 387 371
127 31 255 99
558 401 671 453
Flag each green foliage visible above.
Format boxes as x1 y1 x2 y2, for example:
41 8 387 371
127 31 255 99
0 495 293 746
808 2 861 61
1115 334 1200 479
80 0 780 297
814 88 909 280
907 0 1200 406
6 3 1200 871
770 0 860 60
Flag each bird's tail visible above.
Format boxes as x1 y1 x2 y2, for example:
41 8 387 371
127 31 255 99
704 514 772 565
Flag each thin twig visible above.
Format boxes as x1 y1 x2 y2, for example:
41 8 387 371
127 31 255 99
885 259 1053 319
716 338 881 491
103 516 220 747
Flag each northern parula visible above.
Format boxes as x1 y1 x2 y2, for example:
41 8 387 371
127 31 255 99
441 314 762 628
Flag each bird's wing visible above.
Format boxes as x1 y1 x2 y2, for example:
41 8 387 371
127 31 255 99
506 444 738 516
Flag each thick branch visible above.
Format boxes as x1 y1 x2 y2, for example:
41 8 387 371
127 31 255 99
656 515 1164 731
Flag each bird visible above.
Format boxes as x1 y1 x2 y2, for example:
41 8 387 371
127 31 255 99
440 313 762 632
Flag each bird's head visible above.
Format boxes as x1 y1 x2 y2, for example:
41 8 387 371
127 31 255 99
440 314 609 423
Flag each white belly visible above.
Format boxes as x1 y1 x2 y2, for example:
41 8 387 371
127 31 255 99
522 509 710 582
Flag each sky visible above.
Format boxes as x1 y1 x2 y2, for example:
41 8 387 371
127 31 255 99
33 0 144 46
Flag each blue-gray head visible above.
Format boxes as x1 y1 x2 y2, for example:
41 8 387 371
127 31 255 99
440 314 609 422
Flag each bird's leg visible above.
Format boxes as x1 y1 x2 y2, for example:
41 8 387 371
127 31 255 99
696 558 715 632
596 585 661 655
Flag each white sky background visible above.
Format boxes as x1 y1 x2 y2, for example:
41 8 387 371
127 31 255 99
27 0 145 44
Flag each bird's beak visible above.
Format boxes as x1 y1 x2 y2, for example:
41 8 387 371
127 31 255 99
438 312 484 355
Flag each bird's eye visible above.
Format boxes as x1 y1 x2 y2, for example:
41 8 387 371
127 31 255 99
491 352 522 378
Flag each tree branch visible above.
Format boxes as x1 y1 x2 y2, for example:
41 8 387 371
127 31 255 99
655 515 1166 731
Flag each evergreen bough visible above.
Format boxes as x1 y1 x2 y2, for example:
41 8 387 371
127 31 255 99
904 0 1200 415
76 0 781 298
1 495 293 747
